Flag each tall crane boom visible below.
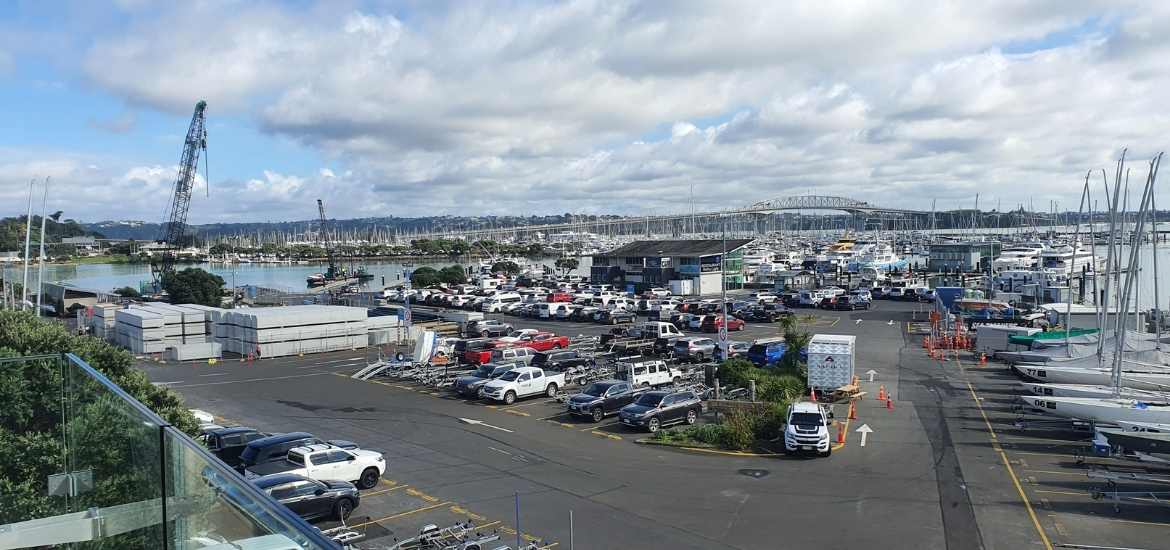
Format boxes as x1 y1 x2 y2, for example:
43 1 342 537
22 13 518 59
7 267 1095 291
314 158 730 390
317 199 338 278
153 100 208 283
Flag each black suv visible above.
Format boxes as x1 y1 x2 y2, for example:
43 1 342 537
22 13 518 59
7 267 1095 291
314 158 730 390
597 309 636 325
253 473 360 521
567 380 645 422
618 390 703 433
198 426 269 467
532 350 592 371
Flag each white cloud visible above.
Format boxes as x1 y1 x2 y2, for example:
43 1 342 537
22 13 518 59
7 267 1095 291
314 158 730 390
27 1 1170 219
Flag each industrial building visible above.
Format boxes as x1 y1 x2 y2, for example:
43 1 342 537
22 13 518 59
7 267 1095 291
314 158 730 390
590 239 751 295
927 241 1002 272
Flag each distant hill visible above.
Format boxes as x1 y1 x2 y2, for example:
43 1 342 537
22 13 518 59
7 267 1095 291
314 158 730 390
84 214 623 242
0 214 103 252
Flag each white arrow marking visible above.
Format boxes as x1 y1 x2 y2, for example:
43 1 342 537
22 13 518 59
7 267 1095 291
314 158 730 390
856 424 873 447
866 369 878 382
459 418 513 433
887 320 895 326
855 319 862 325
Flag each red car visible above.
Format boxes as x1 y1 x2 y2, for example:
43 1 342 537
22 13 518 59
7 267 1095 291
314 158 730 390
463 340 505 364
700 315 745 333
549 292 574 303
516 332 570 352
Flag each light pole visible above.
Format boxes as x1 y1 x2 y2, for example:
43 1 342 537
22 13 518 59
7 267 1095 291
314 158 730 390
719 216 728 359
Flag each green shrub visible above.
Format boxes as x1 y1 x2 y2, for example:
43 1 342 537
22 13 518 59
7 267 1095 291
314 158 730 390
683 424 726 445
719 410 756 450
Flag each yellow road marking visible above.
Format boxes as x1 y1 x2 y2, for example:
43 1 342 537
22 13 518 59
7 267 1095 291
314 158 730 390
966 380 1053 550
405 487 440 502
590 430 622 440
363 484 409 497
503 409 531 417
347 501 452 529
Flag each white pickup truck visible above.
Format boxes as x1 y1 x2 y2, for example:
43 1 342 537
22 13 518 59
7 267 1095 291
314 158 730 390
479 366 565 404
783 401 833 457
245 443 386 489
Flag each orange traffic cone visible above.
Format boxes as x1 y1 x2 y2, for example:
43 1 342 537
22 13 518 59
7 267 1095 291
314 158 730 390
980 353 988 365
810 387 817 402
878 385 887 401
848 401 857 420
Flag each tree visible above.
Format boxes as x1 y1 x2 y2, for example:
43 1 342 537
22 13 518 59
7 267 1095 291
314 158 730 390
209 243 233 256
410 266 441 287
161 267 225 306
438 265 467 285
114 286 140 298
777 315 812 374
554 257 579 276
491 260 521 275
0 310 199 533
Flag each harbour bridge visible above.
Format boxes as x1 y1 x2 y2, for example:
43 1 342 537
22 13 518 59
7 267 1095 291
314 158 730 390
409 194 932 242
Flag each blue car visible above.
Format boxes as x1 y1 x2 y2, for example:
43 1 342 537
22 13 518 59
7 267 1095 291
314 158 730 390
747 338 807 367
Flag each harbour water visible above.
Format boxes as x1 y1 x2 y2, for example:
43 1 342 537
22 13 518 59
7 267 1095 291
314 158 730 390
5 257 594 295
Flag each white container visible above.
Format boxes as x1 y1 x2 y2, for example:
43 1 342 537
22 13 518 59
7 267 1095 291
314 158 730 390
974 325 1040 354
668 279 694 296
806 334 856 391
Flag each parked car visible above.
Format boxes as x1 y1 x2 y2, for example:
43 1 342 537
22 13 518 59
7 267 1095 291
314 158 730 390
628 321 684 340
198 426 270 468
480 366 566 404
488 346 536 366
467 319 514 338
673 336 716 362
453 362 521 397
687 315 707 331
833 296 871 310
531 350 592 371
618 390 702 433
616 358 683 387
237 432 354 473
747 337 787 367
818 296 839 309
700 315 745 332
783 401 832 457
514 332 570 352
253 473 360 521
596 309 636 325
738 307 779 323
714 341 750 362
245 443 386 489
567 380 646 422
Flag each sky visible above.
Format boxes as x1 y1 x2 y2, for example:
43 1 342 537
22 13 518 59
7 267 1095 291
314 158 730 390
1 0 1168 224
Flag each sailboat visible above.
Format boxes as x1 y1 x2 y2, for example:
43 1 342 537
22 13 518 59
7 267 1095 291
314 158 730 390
1019 395 1170 424
1020 382 1170 403
1096 421 1170 454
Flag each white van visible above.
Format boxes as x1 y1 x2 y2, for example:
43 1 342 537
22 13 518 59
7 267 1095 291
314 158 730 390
482 292 523 312
616 359 681 388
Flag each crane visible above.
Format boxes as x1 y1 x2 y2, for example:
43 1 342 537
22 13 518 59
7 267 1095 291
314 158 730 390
152 100 208 284
317 199 339 281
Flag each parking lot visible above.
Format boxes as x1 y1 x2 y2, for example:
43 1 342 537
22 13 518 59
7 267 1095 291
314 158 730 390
140 298 1170 549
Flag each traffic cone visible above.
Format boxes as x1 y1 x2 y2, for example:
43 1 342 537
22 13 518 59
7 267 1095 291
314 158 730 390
878 385 886 401
810 387 818 402
848 401 857 420
886 397 894 411
837 424 846 444
980 353 988 365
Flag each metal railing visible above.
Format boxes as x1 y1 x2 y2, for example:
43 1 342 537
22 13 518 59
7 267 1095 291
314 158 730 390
0 352 339 549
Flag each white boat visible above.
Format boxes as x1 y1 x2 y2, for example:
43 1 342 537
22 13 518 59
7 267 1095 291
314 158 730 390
1097 424 1170 454
849 241 908 272
1015 365 1170 391
1019 382 1170 403
1019 395 1170 424
1039 241 1101 274
992 243 1045 271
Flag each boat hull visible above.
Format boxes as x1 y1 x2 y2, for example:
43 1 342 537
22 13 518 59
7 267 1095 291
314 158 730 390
1018 396 1170 424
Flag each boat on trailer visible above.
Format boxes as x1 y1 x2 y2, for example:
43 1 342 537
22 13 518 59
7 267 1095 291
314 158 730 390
1014 365 1170 391
1018 395 1170 425
1020 382 1170 403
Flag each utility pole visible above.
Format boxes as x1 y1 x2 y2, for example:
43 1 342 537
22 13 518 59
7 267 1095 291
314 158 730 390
719 216 729 360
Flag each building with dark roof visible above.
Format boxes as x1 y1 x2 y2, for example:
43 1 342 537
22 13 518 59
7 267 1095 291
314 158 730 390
590 239 753 295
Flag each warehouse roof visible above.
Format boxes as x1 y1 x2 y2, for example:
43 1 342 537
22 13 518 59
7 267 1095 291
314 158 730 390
594 239 753 258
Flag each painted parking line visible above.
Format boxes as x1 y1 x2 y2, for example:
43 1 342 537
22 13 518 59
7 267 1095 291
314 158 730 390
347 501 452 529
363 484 409 497
590 430 622 440
170 372 331 388
966 380 1054 550
503 409 531 417
537 412 571 421
579 421 618 432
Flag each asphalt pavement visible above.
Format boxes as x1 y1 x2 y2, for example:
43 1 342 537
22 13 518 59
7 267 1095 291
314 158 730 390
138 300 1168 549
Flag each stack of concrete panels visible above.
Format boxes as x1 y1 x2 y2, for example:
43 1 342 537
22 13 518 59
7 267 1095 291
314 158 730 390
114 308 166 354
165 342 224 361
90 303 120 341
129 303 209 346
218 305 368 358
